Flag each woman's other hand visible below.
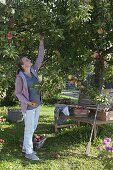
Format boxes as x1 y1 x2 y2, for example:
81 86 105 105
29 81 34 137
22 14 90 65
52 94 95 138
28 102 38 107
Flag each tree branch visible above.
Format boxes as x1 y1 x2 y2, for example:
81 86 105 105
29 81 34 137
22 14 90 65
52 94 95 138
101 46 113 57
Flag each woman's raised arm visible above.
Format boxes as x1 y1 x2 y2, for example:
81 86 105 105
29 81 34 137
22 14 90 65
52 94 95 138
33 33 44 72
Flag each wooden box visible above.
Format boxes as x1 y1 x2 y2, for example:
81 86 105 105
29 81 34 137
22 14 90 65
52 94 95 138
72 107 89 117
97 110 113 121
8 109 23 123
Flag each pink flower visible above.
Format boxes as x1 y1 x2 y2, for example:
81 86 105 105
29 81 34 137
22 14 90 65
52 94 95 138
111 147 113 152
106 146 112 151
103 138 111 145
103 139 108 145
106 138 112 142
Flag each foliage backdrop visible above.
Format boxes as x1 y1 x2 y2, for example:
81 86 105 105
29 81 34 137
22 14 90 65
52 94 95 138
1 0 113 104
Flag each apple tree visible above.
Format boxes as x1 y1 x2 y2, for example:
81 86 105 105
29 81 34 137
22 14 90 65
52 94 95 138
1 0 113 105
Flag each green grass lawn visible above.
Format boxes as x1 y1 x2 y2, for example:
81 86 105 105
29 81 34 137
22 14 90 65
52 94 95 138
0 105 113 170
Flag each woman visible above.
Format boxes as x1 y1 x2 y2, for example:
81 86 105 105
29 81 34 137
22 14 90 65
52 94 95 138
15 33 44 160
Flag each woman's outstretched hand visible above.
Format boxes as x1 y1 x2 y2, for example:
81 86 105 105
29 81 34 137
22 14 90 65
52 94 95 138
38 32 44 41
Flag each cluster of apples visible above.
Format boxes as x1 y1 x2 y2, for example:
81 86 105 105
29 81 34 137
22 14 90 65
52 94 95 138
0 139 5 143
19 134 46 149
33 134 45 143
58 99 71 105
74 105 86 109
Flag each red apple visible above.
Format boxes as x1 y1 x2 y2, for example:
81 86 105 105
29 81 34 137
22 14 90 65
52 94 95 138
7 32 13 40
97 28 105 34
0 139 5 143
91 52 100 59
40 136 44 140
36 135 40 139
37 138 41 142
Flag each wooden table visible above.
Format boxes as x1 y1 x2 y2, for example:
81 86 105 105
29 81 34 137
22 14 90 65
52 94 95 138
72 116 113 139
55 115 113 138
54 104 113 138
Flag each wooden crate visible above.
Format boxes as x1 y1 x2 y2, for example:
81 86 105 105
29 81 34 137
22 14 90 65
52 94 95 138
97 110 113 121
8 109 23 123
71 107 89 117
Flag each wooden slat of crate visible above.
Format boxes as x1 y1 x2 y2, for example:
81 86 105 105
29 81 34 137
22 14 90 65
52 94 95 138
97 110 113 121
69 116 113 125
8 109 23 122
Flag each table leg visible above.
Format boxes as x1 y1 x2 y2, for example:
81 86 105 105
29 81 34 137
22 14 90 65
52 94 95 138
54 116 58 133
55 124 58 133
77 121 80 126
94 124 97 139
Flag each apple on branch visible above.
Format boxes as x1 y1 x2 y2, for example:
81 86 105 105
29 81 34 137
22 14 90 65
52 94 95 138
91 52 100 59
7 32 13 40
97 28 105 34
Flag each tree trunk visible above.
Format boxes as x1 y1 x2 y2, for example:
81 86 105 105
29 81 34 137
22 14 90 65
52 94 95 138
94 57 104 92
78 56 104 105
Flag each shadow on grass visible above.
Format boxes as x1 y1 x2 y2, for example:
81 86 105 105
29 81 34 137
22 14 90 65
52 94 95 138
1 113 113 169
0 117 90 163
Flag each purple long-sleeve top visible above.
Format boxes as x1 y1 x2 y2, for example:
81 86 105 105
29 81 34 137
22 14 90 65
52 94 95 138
15 42 44 112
